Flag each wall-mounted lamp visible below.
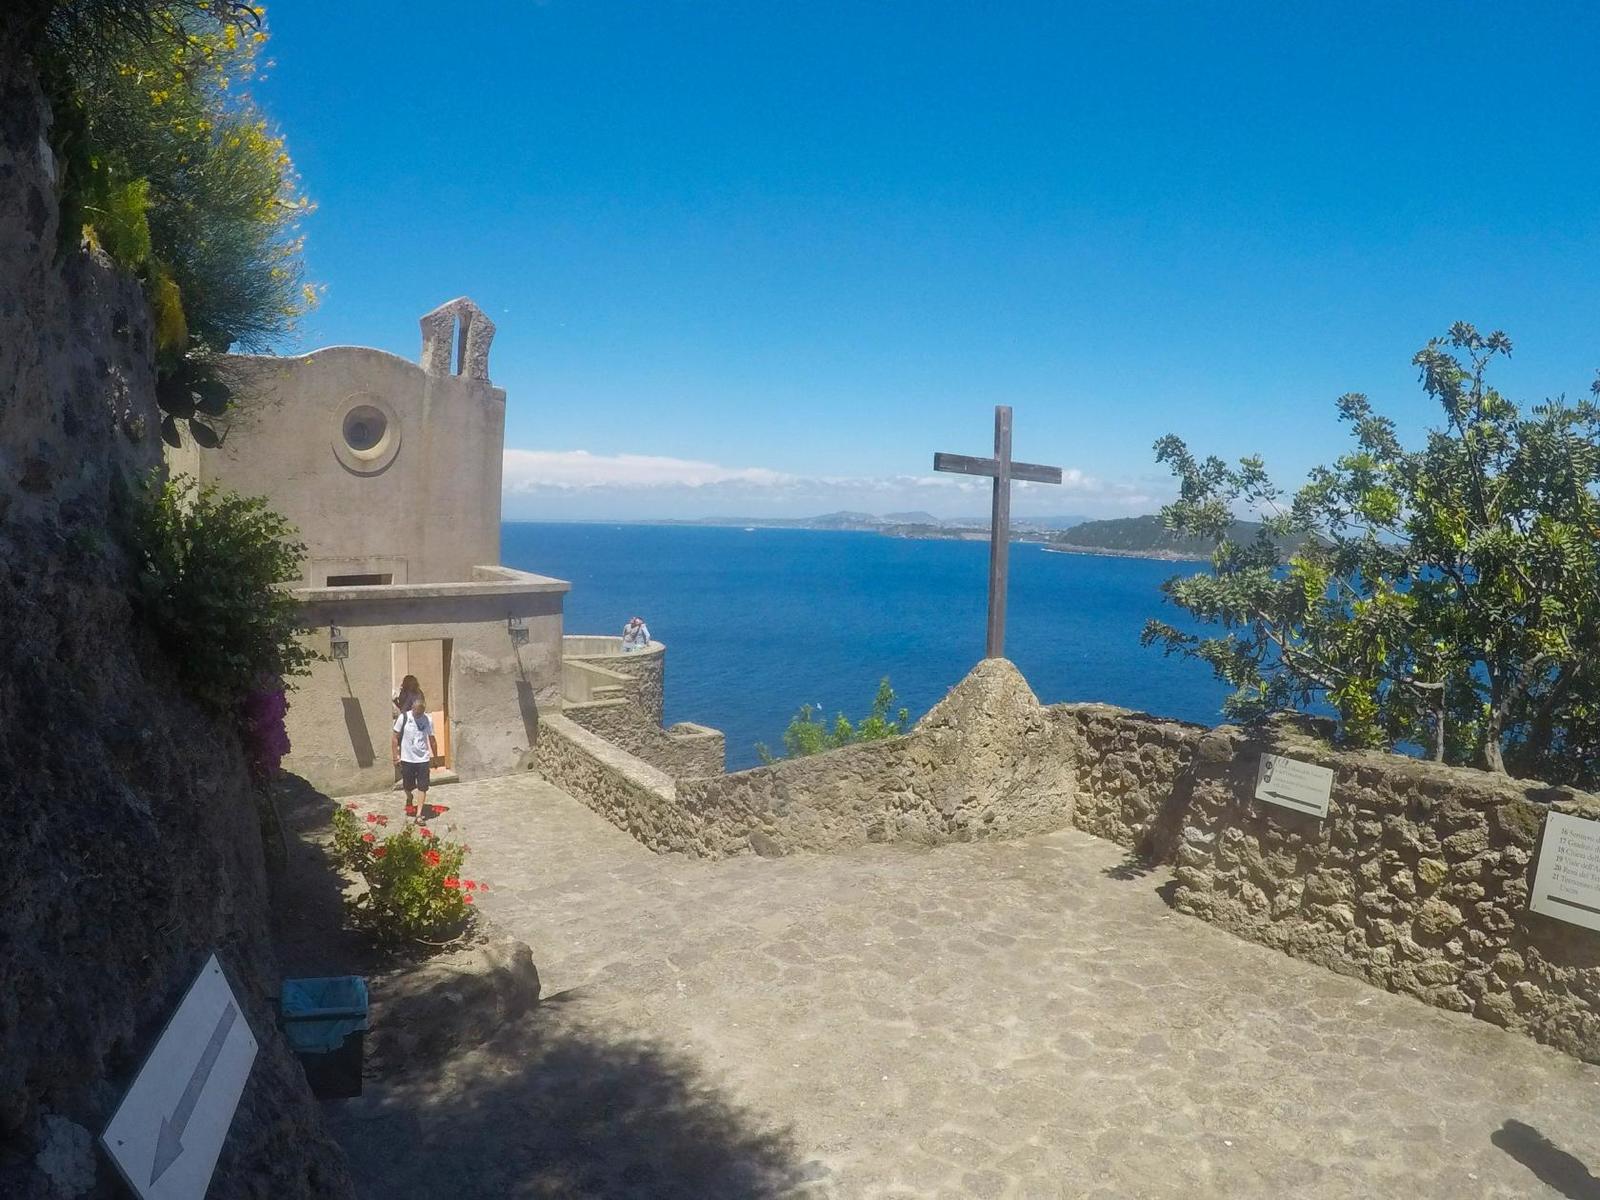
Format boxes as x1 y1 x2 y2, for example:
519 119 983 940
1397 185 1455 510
330 624 350 660
507 614 529 647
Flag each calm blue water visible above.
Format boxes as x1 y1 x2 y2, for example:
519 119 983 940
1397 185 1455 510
503 523 1232 770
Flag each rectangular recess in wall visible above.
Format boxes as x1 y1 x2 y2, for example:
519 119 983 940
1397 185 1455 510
325 573 393 587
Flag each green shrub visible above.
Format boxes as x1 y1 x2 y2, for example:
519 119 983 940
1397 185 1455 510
757 677 910 762
124 473 313 713
331 805 484 944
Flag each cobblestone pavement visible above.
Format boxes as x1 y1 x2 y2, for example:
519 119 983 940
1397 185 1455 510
332 774 1600 1199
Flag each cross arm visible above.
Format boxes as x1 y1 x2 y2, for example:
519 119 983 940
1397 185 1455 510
933 453 1064 485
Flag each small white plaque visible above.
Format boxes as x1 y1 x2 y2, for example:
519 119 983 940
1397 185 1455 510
1530 811 1600 933
101 954 258 1200
1254 753 1334 819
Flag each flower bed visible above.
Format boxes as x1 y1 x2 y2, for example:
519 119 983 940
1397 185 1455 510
330 804 487 944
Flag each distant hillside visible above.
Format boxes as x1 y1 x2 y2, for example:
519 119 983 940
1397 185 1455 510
1048 515 1288 559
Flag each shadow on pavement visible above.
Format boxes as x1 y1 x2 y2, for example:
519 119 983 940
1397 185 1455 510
1492 1120 1600 1199
273 774 819 1198
328 988 818 1199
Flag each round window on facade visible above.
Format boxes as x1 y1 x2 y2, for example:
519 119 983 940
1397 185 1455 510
342 405 387 452
331 394 401 474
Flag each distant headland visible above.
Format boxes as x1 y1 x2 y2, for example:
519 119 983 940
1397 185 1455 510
605 510 1283 560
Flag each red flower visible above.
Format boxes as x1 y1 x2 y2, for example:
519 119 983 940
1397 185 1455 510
419 828 434 839
423 850 441 866
479 882 489 891
463 880 477 892
361 832 375 843
344 802 360 811
443 877 461 890
365 813 377 823
431 804 449 814
404 805 417 816
373 846 388 859
375 815 389 827
463 894 474 904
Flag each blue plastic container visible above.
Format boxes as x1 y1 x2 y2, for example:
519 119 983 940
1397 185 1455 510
280 976 368 1098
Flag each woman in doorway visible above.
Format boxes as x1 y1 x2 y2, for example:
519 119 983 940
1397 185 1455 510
394 674 422 717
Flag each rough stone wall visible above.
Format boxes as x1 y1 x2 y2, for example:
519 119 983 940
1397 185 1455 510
1166 725 1600 1061
602 646 665 726
531 716 704 854
665 722 726 779
563 699 725 781
0 28 352 1197
1053 704 1202 852
564 640 665 726
1042 698 1600 1062
678 659 1076 857
536 660 1076 859
560 638 721 780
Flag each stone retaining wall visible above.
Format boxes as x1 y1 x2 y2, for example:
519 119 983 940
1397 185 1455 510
1164 726 1600 1060
1053 704 1202 852
563 698 725 781
531 715 703 854
680 660 1076 856
562 636 664 725
537 659 1075 858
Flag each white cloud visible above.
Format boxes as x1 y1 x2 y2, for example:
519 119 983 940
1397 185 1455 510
503 449 794 491
500 447 1159 519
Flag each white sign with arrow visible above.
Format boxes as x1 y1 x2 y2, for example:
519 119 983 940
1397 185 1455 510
1254 753 1335 819
102 954 258 1200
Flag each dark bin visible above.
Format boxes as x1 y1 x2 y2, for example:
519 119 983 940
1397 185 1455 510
280 975 368 1099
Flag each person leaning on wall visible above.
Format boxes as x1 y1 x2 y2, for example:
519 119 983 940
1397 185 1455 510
622 615 651 652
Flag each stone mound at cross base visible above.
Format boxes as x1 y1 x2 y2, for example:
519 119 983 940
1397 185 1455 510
911 657 1077 826
667 656 1081 857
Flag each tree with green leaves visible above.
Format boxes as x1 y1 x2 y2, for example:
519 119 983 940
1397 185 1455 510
1143 323 1600 784
757 678 911 763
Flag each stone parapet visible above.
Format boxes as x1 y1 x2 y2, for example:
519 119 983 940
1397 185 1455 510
1168 725 1600 1062
563 636 665 725
679 659 1076 857
563 699 725 781
559 636 717 779
531 715 701 854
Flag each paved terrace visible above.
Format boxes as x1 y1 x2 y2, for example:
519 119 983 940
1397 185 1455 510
328 774 1600 1200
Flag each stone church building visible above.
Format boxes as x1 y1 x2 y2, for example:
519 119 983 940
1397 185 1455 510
182 298 570 793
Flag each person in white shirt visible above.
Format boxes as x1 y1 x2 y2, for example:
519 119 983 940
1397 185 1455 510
622 615 651 651
392 695 440 817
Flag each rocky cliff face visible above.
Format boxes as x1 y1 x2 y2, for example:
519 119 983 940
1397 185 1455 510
0 26 353 1198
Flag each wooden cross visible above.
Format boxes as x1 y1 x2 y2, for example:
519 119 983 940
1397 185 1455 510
934 406 1063 659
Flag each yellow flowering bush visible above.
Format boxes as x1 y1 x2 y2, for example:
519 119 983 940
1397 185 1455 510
30 3 316 440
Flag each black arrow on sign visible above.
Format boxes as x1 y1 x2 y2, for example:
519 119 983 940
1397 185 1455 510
150 1002 238 1185
1263 790 1323 812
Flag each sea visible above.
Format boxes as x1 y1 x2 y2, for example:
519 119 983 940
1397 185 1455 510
502 522 1233 771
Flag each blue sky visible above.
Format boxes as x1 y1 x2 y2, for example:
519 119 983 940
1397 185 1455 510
262 1 1600 520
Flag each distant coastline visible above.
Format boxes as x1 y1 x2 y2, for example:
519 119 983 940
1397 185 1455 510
1041 544 1209 563
502 512 1278 561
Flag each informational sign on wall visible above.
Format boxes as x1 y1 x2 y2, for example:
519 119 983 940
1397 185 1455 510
1529 811 1600 934
101 954 258 1200
1254 753 1335 819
